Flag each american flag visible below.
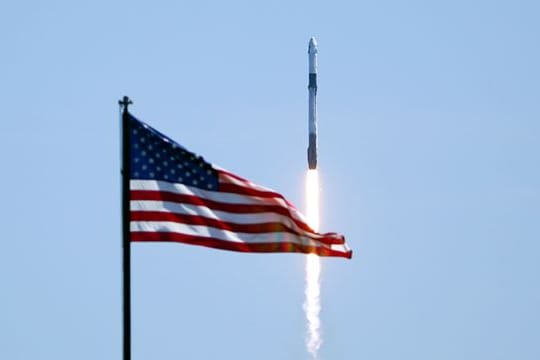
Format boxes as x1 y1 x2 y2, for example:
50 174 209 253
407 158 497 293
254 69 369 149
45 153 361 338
128 114 352 259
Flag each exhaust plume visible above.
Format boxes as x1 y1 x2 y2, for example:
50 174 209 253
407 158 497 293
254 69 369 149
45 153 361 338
304 169 322 359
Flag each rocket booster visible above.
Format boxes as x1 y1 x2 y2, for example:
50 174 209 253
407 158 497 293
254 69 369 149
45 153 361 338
307 37 318 169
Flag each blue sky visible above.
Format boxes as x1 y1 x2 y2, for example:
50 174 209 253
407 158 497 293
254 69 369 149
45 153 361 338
1 1 539 359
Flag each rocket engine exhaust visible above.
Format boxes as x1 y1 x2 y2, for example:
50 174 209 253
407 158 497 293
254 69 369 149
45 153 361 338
304 169 322 359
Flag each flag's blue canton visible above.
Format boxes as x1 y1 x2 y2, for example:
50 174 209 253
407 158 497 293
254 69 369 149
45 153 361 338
129 115 219 191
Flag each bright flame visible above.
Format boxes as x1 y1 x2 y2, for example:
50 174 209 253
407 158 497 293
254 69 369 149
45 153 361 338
305 170 320 230
304 169 322 359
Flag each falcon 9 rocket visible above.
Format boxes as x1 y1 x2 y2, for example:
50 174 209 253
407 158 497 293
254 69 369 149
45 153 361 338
307 37 318 170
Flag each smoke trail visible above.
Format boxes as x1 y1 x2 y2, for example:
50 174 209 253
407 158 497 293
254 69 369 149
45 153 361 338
304 254 322 358
304 170 322 359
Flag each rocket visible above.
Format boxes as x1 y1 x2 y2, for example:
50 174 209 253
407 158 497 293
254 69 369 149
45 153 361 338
307 37 318 169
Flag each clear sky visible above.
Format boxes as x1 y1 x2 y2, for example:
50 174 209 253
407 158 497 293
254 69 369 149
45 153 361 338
1 0 539 359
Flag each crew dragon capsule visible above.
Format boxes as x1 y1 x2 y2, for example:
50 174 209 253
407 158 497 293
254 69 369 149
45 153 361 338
307 37 318 170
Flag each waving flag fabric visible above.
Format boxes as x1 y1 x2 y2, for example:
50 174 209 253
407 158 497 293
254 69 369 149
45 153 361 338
128 114 352 259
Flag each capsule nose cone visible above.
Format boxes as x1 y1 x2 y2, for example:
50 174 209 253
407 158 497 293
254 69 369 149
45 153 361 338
308 37 318 53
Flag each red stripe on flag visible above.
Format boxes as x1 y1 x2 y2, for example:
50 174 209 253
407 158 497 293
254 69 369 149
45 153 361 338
218 182 283 199
131 231 353 259
218 170 298 208
130 211 345 245
131 190 290 215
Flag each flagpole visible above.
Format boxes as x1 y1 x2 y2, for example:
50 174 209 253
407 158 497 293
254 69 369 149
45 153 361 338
119 96 132 360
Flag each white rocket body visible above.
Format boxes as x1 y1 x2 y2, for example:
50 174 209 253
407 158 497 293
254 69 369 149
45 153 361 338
307 37 318 169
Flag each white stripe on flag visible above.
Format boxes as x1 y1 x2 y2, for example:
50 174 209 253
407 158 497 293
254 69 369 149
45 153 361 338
131 221 324 246
130 179 287 206
131 200 298 226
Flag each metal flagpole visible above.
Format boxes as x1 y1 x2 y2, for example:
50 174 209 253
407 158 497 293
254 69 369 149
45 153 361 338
119 96 132 360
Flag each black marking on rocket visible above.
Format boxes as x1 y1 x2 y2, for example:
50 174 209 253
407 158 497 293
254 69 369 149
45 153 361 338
308 133 317 169
309 73 317 89
308 72 318 169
